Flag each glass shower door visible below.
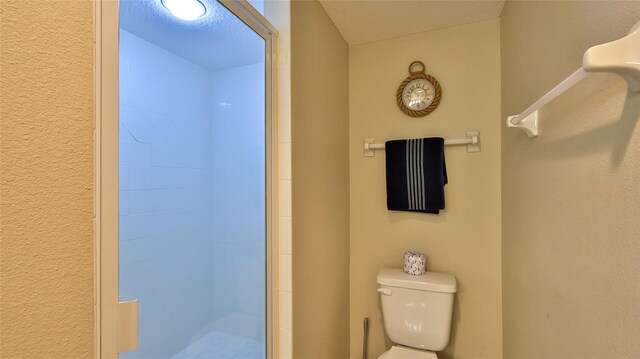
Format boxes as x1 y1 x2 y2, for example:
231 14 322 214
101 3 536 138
117 0 268 357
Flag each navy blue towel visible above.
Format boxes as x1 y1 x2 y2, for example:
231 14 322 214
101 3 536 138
385 138 447 214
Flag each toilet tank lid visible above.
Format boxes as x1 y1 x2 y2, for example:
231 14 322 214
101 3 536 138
377 268 457 293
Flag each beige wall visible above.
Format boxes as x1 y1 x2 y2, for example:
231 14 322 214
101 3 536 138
0 1 94 358
291 1 351 358
349 19 502 359
501 2 640 358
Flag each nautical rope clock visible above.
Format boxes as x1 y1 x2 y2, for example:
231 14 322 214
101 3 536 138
396 61 442 117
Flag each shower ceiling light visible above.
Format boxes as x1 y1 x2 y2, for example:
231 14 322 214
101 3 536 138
161 0 206 21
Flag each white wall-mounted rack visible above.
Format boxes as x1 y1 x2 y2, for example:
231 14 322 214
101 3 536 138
507 20 640 138
363 131 480 157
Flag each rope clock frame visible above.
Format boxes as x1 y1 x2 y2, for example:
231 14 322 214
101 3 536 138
396 61 442 117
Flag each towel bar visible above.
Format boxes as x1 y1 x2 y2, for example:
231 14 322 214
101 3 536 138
507 20 640 138
363 131 480 157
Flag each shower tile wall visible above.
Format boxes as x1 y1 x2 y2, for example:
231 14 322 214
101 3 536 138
209 63 266 344
119 30 266 358
119 30 214 358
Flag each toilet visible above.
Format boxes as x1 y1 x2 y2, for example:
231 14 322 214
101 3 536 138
377 268 457 359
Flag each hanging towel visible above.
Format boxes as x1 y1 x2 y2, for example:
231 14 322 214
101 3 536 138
385 138 447 214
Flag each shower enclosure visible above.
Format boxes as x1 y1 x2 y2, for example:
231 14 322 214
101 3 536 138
97 0 276 358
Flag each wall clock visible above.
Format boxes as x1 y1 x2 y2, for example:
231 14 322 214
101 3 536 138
396 61 442 117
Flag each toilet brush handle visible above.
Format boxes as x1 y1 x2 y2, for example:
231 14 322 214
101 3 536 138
362 317 369 359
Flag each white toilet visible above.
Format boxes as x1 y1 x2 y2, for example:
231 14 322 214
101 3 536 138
377 268 457 359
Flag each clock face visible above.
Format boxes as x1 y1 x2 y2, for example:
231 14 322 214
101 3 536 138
402 78 436 111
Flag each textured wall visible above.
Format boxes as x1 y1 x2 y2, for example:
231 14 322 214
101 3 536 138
0 0 94 358
501 2 640 358
291 1 351 358
349 19 502 359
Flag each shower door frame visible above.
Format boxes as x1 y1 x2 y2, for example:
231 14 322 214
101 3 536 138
95 1 279 358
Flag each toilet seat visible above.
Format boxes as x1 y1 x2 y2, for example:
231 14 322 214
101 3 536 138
377 345 438 359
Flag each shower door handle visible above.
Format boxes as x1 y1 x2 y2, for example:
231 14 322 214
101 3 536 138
118 299 139 353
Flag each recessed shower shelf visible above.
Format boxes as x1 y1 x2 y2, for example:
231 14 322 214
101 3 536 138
507 20 640 138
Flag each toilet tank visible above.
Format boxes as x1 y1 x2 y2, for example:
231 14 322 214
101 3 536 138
377 268 457 351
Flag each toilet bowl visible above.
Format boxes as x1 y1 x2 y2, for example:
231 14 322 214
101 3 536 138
378 345 438 359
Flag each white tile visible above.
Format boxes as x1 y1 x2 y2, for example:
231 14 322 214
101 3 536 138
279 328 292 359
119 190 131 216
276 29 290 68
278 105 291 144
279 217 292 255
214 148 263 169
213 168 264 188
268 4 290 35
211 206 265 244
278 143 291 180
171 331 263 358
278 180 292 217
119 166 152 191
278 70 291 108
279 254 292 292
279 291 292 330
119 142 151 166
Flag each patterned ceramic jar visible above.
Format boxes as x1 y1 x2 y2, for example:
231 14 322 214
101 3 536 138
403 250 427 275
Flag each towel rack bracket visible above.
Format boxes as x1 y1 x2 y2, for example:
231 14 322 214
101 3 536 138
465 131 481 152
506 111 539 138
364 138 376 157
506 20 640 138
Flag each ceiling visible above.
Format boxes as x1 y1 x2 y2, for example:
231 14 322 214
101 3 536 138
120 0 265 71
318 0 506 45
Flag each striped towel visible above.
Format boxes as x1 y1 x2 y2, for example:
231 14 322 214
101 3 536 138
384 138 447 214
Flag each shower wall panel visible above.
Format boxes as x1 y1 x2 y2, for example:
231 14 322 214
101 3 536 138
119 30 214 358
209 63 266 344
